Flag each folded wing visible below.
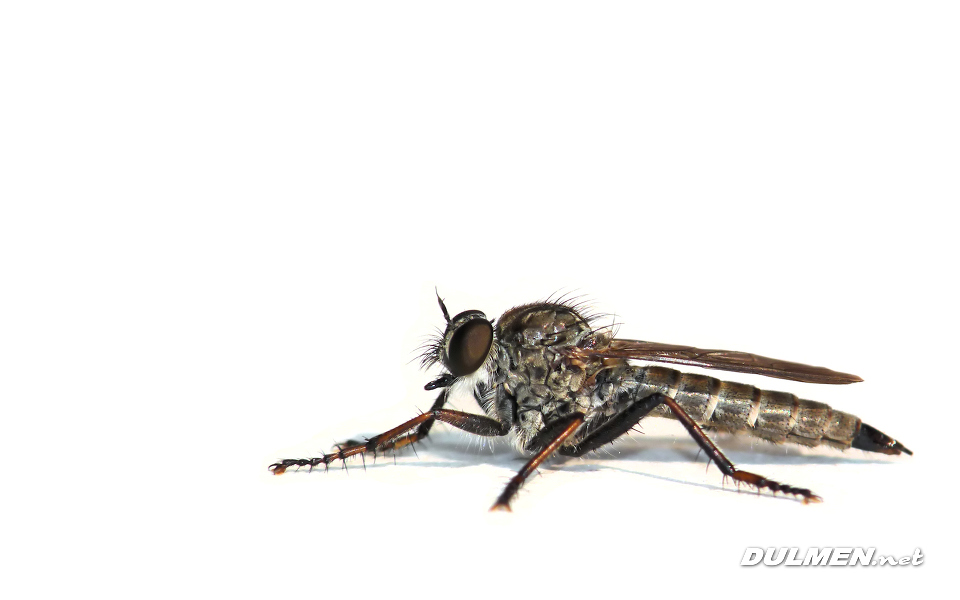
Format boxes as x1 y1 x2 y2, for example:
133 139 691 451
569 339 862 385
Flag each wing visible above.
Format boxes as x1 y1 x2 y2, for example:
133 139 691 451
569 339 862 384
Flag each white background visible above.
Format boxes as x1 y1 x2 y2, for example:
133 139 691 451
3 2 956 598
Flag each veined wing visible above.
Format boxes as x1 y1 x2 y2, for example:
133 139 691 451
569 339 862 385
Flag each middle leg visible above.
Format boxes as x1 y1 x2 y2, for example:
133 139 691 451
559 393 665 457
490 413 585 512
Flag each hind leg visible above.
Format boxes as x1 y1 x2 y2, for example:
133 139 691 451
558 392 822 503
558 393 664 457
659 394 822 503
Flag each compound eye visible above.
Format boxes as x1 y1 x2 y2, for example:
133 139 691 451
445 319 493 376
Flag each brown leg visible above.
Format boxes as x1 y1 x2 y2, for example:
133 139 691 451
558 392 664 457
661 395 822 504
269 402 509 474
337 391 449 455
490 413 585 512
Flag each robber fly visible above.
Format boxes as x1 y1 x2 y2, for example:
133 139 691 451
270 294 911 510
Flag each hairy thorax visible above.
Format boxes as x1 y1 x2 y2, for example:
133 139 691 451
491 302 615 448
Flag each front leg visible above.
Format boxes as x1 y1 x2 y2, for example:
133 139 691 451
269 403 510 475
337 391 449 454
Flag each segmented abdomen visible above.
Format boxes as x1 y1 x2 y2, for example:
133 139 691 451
633 366 861 449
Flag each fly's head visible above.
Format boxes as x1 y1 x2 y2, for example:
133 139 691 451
420 292 497 392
